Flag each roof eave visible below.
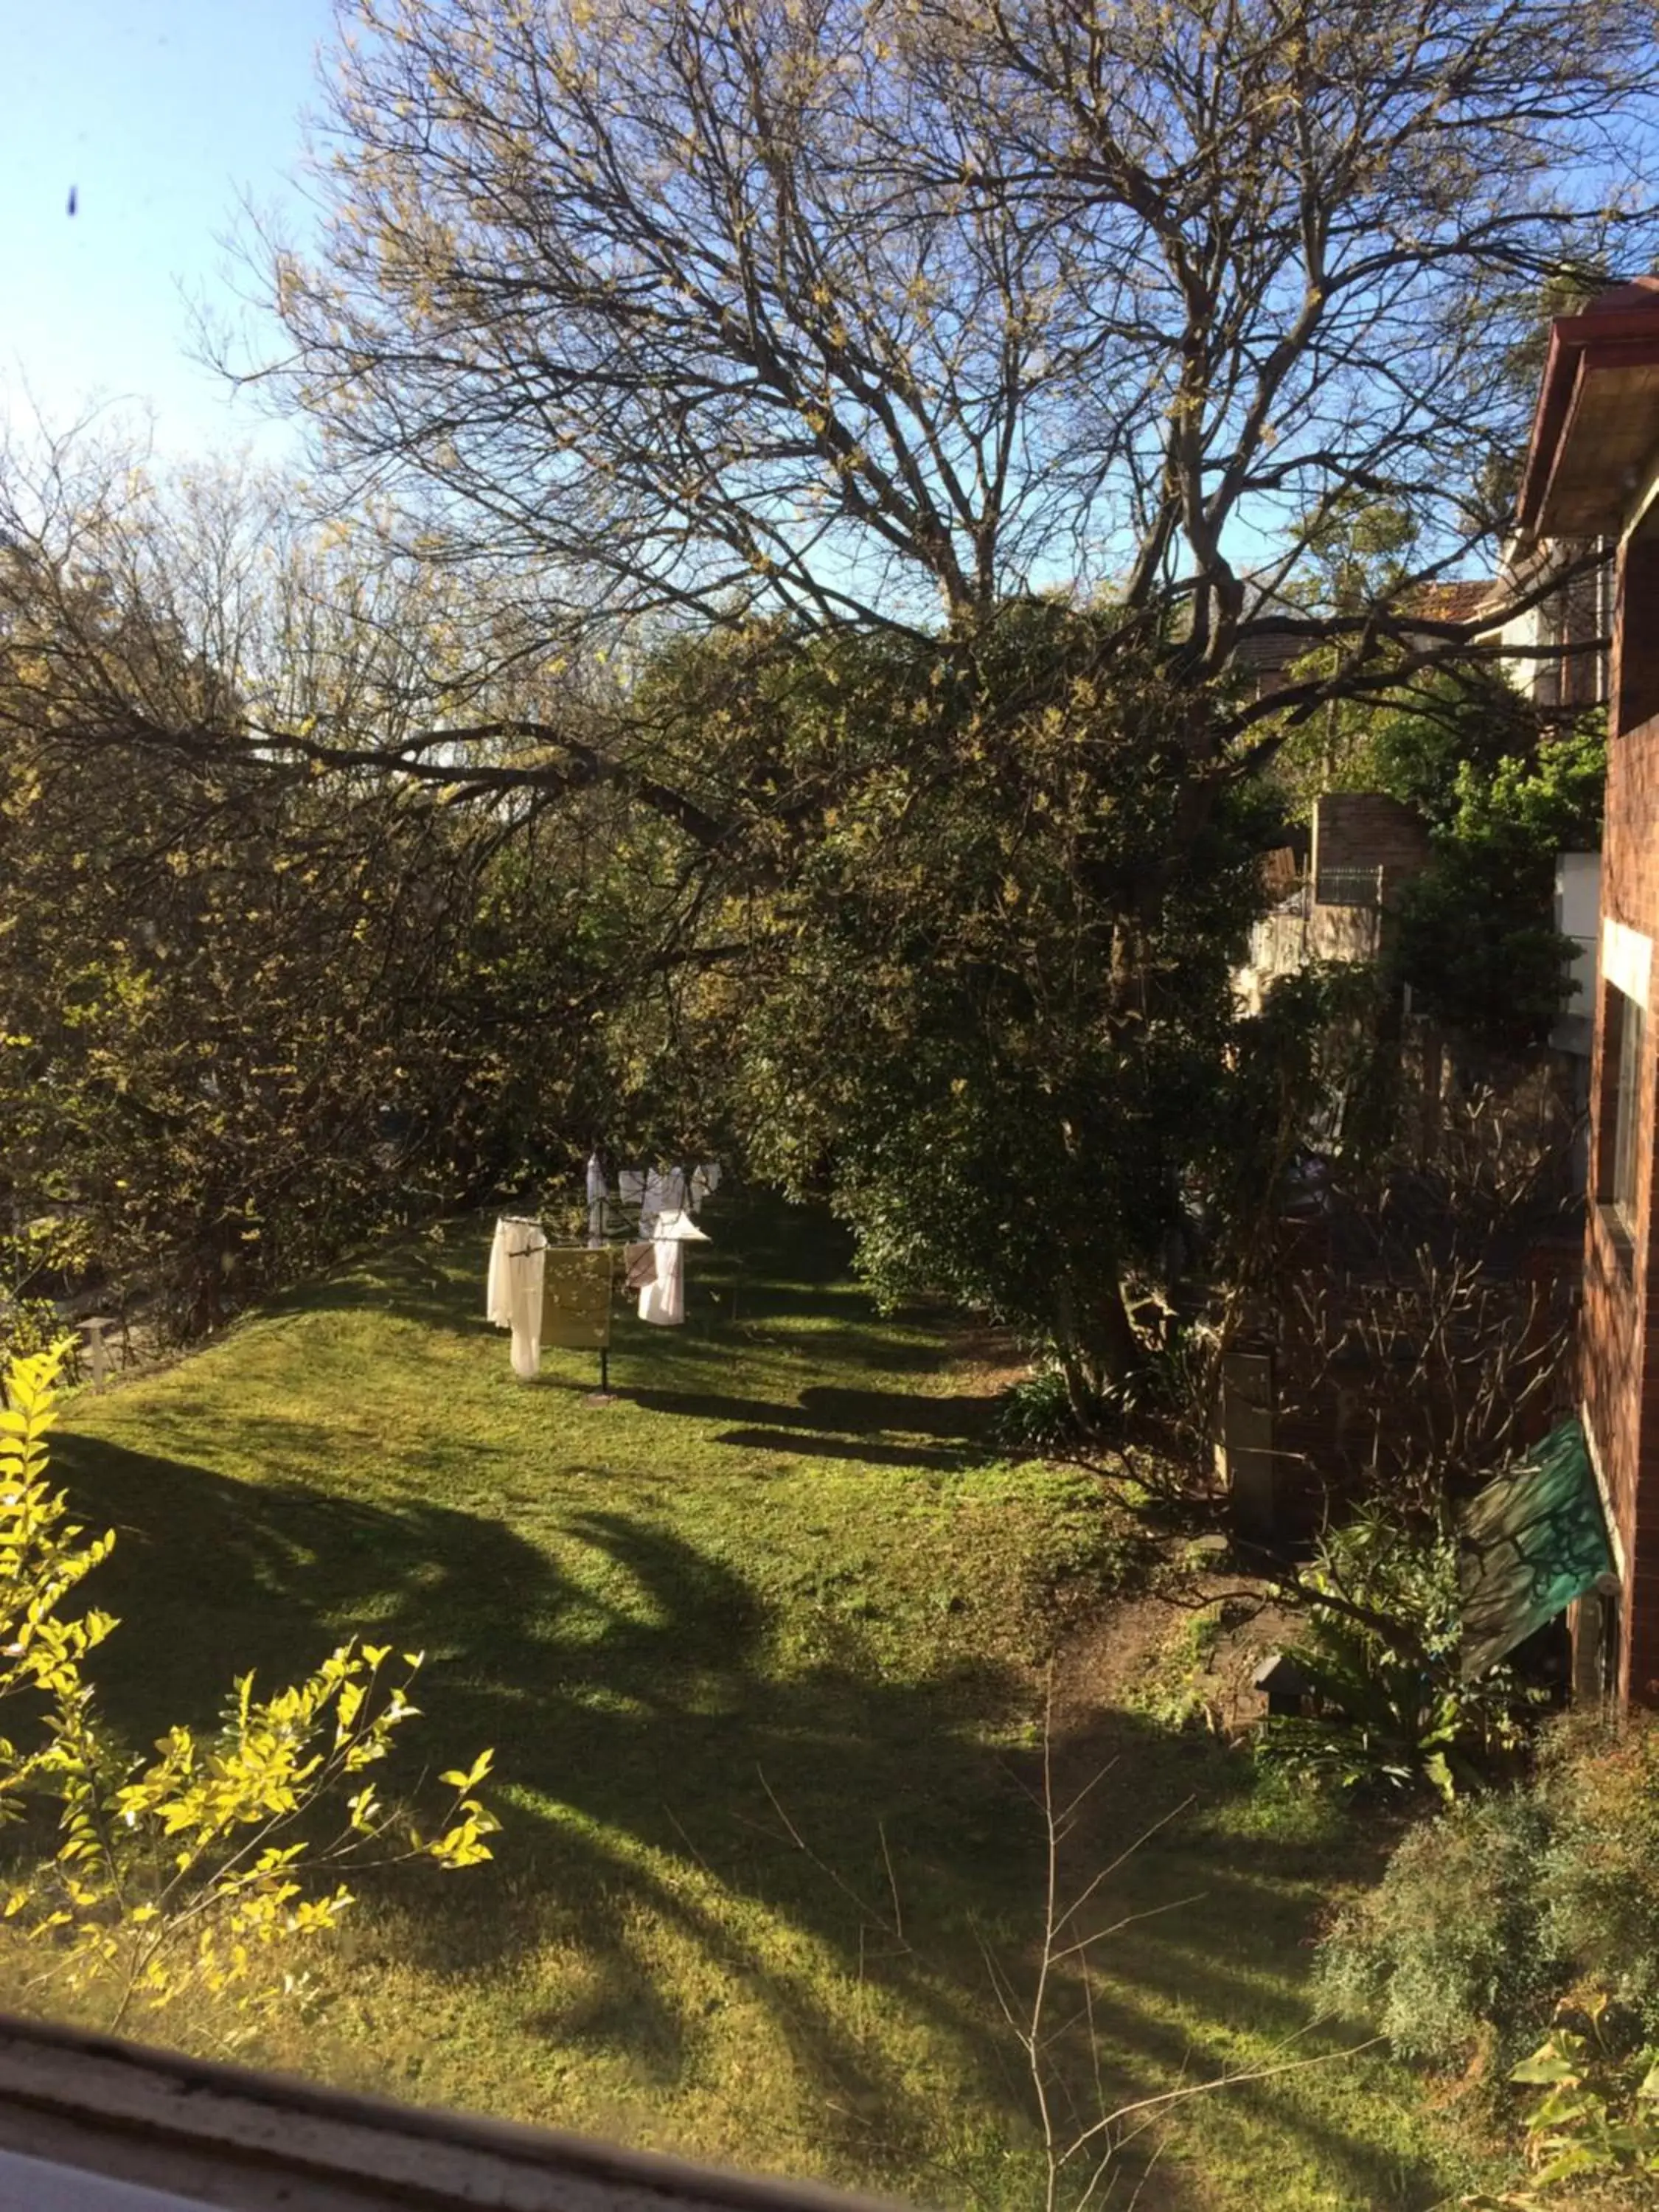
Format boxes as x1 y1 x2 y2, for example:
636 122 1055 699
1515 307 1659 544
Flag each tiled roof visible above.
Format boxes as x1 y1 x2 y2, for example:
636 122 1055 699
1402 579 1498 625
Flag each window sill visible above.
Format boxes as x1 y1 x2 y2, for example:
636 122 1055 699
1596 1203 1638 1278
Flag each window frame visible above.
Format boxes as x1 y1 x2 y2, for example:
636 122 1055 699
1601 981 1649 1245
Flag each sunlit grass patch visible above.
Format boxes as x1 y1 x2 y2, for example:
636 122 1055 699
27 1197 1486 2208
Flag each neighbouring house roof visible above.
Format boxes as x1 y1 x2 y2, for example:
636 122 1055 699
1516 277 1659 543
1459 1417 1612 1678
1231 579 1497 698
1400 579 1498 626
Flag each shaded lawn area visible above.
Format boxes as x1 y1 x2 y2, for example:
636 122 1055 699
32 1200 1479 2210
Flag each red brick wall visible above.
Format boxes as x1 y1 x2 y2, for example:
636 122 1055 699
1614 538 1659 741
1581 529 1659 1702
1310 793 1432 897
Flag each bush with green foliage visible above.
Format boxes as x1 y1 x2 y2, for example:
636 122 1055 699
1320 1717 1659 2094
1272 660 1606 1054
994 1363 1082 1453
1256 1513 1540 1801
0 671 631 1346
1317 1790 1559 2067
693 605 1298 1411
1537 1720 1659 2027
0 1345 497 2023
1388 717 1606 1053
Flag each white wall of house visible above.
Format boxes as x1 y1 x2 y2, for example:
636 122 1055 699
1489 538 1613 709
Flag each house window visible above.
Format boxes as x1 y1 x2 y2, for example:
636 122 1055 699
1604 986 1648 1237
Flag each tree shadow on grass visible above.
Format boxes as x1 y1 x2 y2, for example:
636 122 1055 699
49 1426 1035 2188
260 1237 485 1336
258 1204 953 1383
714 1429 985 1473
44 1426 1450 2207
1001 1719 1450 2212
625 1384 996 1449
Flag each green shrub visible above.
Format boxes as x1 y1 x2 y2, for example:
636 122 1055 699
1509 1992 1659 2196
1321 1718 1659 2080
1258 1513 1540 1801
1316 1790 1561 2067
994 1363 1081 1452
1540 1719 1659 2033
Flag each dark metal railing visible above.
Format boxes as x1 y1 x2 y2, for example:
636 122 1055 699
1313 863 1385 909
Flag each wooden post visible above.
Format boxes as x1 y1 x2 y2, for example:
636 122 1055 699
79 1319 111 1390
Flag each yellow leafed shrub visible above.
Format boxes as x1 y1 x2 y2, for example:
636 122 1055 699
0 1344 498 2023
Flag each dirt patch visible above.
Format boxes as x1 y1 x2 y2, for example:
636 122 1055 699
1054 1576 1304 1739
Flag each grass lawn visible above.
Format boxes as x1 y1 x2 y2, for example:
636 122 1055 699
27 1197 1484 2209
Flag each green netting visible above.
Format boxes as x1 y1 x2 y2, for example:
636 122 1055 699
1459 1418 1611 1679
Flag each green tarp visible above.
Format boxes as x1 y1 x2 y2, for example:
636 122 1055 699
1459 1417 1612 1679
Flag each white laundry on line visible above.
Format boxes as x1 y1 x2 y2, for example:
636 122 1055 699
639 1165 688 1238
487 1216 548 1377
486 1217 514 1326
637 1207 709 1329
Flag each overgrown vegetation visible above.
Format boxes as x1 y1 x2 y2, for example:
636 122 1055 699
1256 1514 1541 1802
1321 1718 1659 2195
0 518 650 1352
1385 695 1605 1054
1274 653 1606 1054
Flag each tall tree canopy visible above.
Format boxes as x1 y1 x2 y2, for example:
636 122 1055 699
9 0 1655 1377
246 0 1658 709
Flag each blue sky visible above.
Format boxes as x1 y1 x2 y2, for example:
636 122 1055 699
0 0 335 460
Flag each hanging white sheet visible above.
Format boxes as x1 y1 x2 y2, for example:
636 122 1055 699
487 1217 548 1377
486 1218 514 1327
640 1166 688 1237
636 1208 709 1328
639 1237 684 1326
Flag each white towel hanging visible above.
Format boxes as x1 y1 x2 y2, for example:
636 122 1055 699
487 1217 548 1377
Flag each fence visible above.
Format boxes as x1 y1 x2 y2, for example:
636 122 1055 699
1312 862 1385 908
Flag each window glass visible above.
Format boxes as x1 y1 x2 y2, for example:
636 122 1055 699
1611 988 1648 1234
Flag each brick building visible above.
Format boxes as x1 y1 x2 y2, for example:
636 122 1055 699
1512 277 1659 1703
1236 791 1432 1015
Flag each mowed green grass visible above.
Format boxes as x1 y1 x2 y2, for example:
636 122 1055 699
32 1200 1478 2210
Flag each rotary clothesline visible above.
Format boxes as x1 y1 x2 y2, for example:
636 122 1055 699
486 1158 719 1382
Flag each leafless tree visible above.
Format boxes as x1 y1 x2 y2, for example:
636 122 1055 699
218 0 1658 745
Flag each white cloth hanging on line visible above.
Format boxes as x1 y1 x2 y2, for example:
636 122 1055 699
689 1162 722 1211
619 1169 645 1208
637 1208 709 1328
486 1218 514 1327
487 1217 548 1377
640 1166 687 1237
651 1208 709 1244
639 1238 684 1326
585 1152 609 1248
